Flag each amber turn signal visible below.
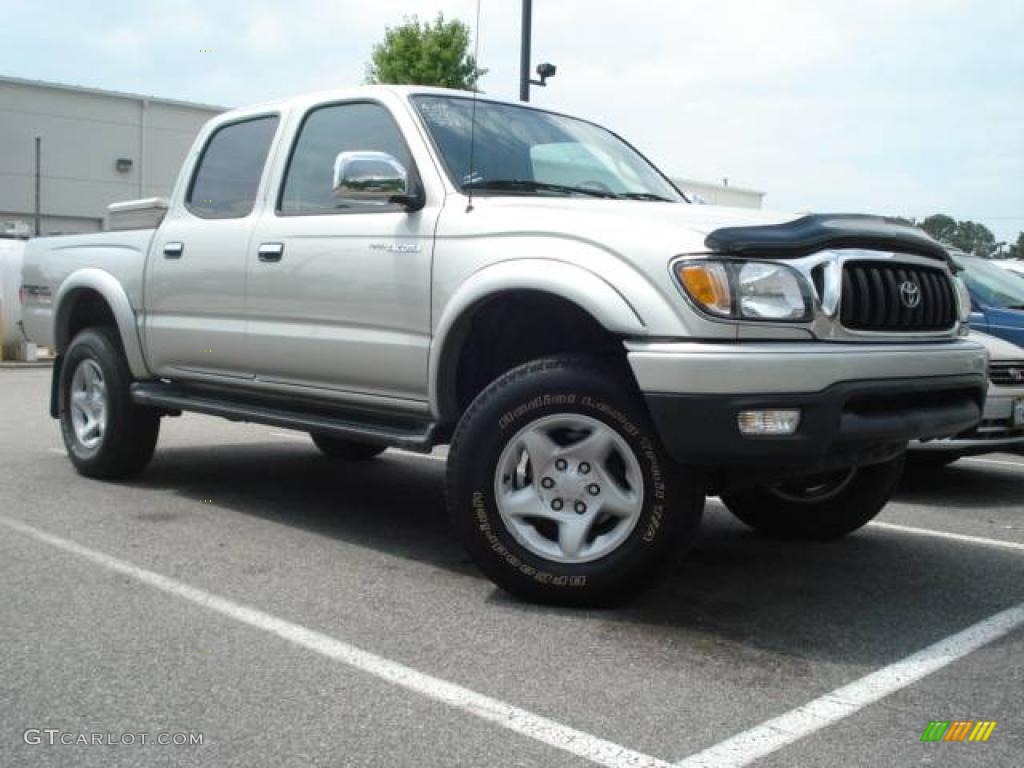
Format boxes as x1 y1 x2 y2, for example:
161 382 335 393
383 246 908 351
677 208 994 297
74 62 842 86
675 262 732 316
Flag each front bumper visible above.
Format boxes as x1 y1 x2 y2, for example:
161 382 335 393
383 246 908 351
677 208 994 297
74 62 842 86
628 339 987 469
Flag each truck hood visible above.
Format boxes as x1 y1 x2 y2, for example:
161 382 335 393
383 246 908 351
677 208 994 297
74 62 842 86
457 197 950 265
453 197 797 265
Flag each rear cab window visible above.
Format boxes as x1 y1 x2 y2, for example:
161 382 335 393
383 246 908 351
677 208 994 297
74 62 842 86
187 116 280 219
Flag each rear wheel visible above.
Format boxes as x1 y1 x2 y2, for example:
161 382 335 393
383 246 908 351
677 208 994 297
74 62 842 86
60 327 160 479
447 356 704 606
310 433 386 461
721 456 905 540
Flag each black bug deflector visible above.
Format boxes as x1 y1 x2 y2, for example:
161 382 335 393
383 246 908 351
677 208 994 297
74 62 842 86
705 214 953 264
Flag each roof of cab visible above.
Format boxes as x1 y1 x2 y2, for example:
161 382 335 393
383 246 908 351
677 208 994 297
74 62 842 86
213 84 537 121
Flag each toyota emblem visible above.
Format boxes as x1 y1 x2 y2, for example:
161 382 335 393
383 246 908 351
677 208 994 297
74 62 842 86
899 280 922 309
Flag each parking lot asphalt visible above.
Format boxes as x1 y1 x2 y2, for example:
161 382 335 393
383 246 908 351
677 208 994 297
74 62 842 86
1 367 1022 767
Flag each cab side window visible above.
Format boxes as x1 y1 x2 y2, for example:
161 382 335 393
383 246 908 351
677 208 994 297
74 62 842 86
187 116 279 219
279 102 415 215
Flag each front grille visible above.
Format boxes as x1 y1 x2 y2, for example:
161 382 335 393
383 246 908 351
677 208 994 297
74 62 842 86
990 361 1024 387
840 261 957 332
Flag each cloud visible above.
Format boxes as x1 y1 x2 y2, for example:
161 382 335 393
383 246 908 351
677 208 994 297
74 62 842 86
95 24 149 62
245 10 290 53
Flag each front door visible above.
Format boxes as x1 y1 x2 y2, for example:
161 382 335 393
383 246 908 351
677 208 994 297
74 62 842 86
247 101 439 403
144 114 280 380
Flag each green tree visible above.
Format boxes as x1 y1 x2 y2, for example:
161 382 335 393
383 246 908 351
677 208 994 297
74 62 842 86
918 214 999 257
1007 232 1024 260
366 14 485 90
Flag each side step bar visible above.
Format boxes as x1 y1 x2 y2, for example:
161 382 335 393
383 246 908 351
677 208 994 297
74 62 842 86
130 383 438 453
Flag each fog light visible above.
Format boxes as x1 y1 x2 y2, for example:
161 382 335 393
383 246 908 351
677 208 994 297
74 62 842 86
737 409 801 436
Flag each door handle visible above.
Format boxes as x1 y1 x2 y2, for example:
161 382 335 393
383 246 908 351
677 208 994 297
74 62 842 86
257 243 284 263
163 242 184 259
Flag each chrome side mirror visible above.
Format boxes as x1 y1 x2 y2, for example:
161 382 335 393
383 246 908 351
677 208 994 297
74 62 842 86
333 151 410 204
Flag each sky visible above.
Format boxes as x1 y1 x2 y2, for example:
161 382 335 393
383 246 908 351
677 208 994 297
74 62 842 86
1 0 1021 242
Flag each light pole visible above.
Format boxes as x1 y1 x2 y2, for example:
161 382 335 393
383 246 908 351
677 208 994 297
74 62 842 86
519 0 532 101
519 0 556 102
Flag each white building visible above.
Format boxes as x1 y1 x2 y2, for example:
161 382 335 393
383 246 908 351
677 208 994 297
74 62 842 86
671 177 765 209
0 75 224 235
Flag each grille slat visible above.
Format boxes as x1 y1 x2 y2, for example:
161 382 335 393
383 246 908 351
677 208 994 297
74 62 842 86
939 270 953 326
884 267 900 327
927 271 944 328
840 269 855 327
990 362 1024 387
920 270 935 328
868 267 887 328
854 268 871 327
841 261 956 332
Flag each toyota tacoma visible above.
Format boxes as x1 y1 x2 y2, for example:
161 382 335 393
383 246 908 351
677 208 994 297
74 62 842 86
21 86 988 604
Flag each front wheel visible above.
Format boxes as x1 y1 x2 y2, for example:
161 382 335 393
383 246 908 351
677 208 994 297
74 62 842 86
721 455 905 540
447 356 704 606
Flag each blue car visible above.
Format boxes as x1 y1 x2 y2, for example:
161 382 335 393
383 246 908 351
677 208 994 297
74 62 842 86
956 254 1024 347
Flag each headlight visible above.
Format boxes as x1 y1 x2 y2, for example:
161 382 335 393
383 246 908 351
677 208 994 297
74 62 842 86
673 259 813 322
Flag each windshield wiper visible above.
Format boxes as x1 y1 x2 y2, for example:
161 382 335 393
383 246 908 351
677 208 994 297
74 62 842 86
462 179 617 199
616 192 674 202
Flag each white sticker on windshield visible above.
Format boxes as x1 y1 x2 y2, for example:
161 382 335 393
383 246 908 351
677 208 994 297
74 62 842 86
420 100 467 130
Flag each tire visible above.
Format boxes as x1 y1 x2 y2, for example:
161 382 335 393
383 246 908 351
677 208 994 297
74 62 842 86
447 356 704 606
310 433 386 461
59 326 160 479
721 455 905 541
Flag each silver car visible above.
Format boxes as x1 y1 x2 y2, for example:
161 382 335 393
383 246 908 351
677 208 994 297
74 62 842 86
910 331 1024 467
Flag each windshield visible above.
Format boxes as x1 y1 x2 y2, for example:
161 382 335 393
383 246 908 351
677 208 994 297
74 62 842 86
412 95 683 202
959 256 1024 309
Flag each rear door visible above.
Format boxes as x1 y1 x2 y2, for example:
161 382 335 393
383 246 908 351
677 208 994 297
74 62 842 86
144 114 280 380
246 99 440 404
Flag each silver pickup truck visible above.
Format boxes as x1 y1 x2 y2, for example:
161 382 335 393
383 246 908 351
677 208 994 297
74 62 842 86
21 85 987 605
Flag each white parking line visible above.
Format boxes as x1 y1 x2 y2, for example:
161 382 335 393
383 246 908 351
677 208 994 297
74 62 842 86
47 448 65 455
269 430 310 441
391 449 447 463
705 498 1024 554
868 521 1024 553
0 514 670 768
960 456 1024 470
674 600 1024 767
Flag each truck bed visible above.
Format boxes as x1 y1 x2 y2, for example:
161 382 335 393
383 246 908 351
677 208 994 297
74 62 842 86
20 229 156 349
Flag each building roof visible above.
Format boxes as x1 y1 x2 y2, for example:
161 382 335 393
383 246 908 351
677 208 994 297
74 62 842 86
0 73 227 112
671 176 765 197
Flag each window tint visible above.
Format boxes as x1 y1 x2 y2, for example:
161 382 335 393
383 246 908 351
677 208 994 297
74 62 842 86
188 116 279 219
280 102 414 215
